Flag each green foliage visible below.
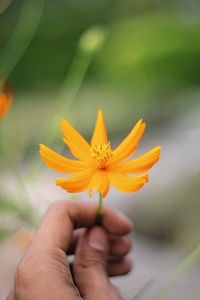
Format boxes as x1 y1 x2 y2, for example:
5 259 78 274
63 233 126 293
0 196 19 213
0 228 13 241
96 15 200 94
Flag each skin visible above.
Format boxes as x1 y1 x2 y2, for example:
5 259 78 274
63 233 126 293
7 201 133 300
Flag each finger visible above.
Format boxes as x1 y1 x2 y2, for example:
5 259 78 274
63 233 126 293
34 201 133 252
14 202 132 300
109 235 132 256
67 228 85 254
73 226 123 300
68 231 132 257
107 256 133 277
70 255 133 278
6 289 15 300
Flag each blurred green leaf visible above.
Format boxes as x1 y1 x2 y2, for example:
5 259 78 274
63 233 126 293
0 0 45 81
0 195 38 227
0 228 13 241
96 15 200 95
0 0 13 15
0 196 19 213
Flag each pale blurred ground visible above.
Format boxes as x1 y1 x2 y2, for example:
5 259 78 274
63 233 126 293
1 1 200 299
1 99 200 299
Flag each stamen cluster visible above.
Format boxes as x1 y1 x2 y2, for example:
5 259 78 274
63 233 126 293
90 142 113 169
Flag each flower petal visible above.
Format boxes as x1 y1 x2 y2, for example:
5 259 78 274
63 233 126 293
88 170 110 197
108 146 161 174
61 119 90 160
56 169 95 193
107 119 146 165
91 110 108 146
40 144 89 174
107 172 148 193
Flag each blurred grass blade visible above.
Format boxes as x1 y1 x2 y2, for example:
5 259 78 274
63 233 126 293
0 196 19 213
28 26 107 178
47 46 93 144
46 26 107 146
150 243 200 300
0 0 45 82
130 279 153 300
0 0 13 15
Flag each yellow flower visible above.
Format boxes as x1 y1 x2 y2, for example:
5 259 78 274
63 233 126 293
40 110 161 197
0 81 13 119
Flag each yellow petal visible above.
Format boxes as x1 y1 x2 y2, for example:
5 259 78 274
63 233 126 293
61 119 90 160
40 144 89 174
107 172 148 193
56 169 95 193
108 146 161 174
88 170 110 197
107 119 146 165
91 110 108 146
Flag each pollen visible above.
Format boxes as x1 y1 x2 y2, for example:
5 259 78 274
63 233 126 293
90 142 113 169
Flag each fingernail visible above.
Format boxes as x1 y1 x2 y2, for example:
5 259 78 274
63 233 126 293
89 227 107 251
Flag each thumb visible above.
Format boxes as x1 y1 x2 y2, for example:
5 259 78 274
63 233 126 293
73 226 123 300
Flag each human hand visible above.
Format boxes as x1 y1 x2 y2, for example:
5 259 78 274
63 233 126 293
7 201 133 300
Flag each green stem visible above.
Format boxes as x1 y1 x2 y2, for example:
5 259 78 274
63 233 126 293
149 242 200 300
42 26 107 149
27 26 106 179
95 193 103 225
28 44 95 178
46 48 94 147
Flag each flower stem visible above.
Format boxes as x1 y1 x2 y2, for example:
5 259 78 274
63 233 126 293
46 46 93 146
27 36 96 178
95 193 103 225
149 242 200 300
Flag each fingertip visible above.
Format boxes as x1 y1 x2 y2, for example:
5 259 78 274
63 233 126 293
115 211 134 232
107 256 133 277
109 235 132 257
119 237 133 255
124 256 134 272
103 208 134 235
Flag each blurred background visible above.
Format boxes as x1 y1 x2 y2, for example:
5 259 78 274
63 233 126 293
0 0 200 299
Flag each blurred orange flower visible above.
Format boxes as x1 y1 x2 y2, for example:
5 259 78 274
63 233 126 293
40 110 161 197
15 229 33 252
0 80 13 119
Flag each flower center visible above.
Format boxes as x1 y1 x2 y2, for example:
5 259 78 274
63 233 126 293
90 142 113 169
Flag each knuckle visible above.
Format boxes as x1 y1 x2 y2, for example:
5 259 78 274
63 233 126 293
75 257 106 270
108 284 123 299
15 261 32 291
47 200 75 218
47 200 67 212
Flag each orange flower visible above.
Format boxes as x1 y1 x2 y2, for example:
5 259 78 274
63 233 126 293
15 229 33 252
40 110 161 197
0 80 13 119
